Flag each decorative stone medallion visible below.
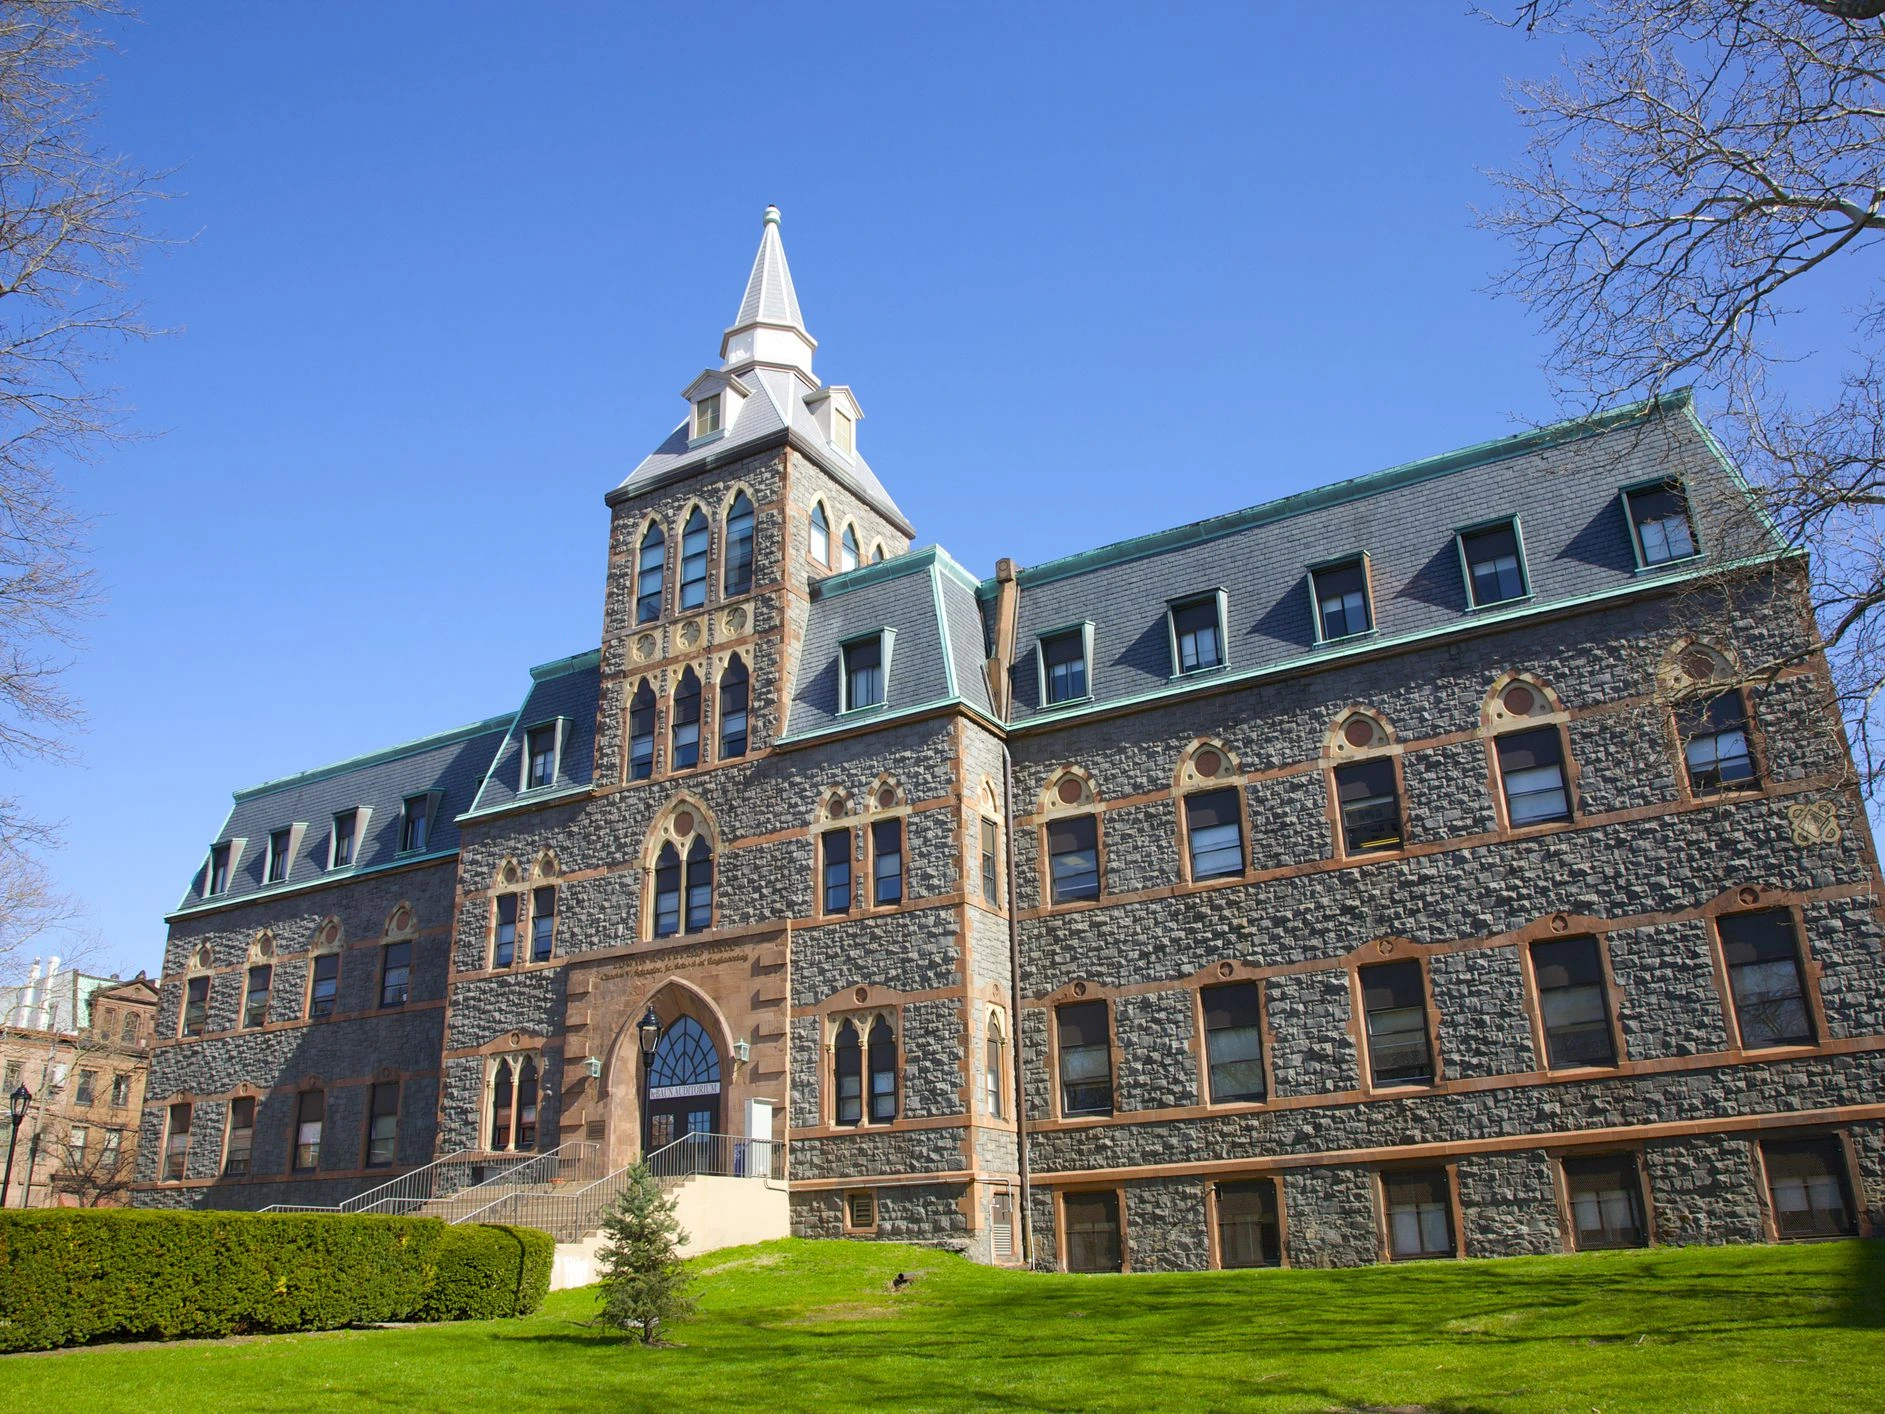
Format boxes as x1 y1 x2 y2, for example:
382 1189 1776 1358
634 634 657 663
1788 801 1841 849
678 618 703 651
1502 684 1536 717
722 606 747 636
1057 777 1085 806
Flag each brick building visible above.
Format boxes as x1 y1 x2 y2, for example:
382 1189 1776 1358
135 209 1885 1269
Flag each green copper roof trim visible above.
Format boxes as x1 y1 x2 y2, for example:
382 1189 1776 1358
457 781 593 825
530 647 602 681
813 543 983 601
930 563 959 700
166 845 462 922
232 713 514 803
774 688 1002 749
1680 398 1787 548
975 390 1697 598
1011 544 1794 733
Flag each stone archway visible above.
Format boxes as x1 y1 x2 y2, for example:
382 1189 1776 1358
601 976 736 1169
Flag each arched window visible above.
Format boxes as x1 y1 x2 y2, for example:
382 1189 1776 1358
685 836 714 932
985 1016 1004 1118
653 842 682 938
834 1019 862 1124
868 1018 898 1122
628 681 656 781
723 492 755 597
719 656 749 759
840 524 860 572
679 508 709 610
488 1053 541 1152
648 1016 721 1091
810 502 830 566
672 668 702 770
636 522 666 623
870 542 885 564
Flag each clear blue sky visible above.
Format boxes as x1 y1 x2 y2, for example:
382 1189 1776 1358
16 5 1600 977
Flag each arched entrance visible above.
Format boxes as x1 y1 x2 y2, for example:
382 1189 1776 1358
644 1015 722 1150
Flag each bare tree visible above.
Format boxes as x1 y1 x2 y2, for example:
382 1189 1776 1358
0 2 159 982
1485 2 1885 793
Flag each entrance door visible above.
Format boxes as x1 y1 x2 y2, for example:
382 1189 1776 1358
643 1016 722 1174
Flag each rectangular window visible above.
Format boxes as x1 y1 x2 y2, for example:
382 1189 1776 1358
75 1069 96 1105
1384 1169 1456 1260
531 887 556 962
1184 788 1244 880
526 724 558 789
163 1103 191 1181
101 1128 122 1166
871 818 904 906
1626 480 1698 566
832 407 854 456
68 1126 88 1162
111 1073 130 1108
1313 560 1372 641
365 1081 400 1169
1531 936 1616 1068
980 816 999 904
1563 1154 1646 1250
182 976 210 1037
1460 522 1527 607
380 941 412 1008
1762 1136 1857 1240
331 810 357 869
1681 692 1757 795
494 894 518 968
309 952 340 1018
266 829 292 884
208 843 231 896
845 1189 875 1230
843 637 884 710
1361 959 1433 1086
1056 1000 1113 1116
1171 596 1224 674
293 1090 324 1172
224 1096 255 1177
1041 630 1088 704
1720 909 1814 1048
822 829 853 914
1215 1179 1281 1269
1496 727 1571 826
1062 1190 1123 1273
1202 982 1266 1104
243 965 272 1030
1335 758 1403 854
1047 814 1100 904
694 392 721 438
399 795 431 853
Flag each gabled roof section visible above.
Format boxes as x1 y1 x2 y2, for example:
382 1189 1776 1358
779 546 993 743
462 649 602 820
173 713 512 916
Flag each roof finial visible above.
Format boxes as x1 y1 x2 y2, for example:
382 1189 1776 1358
763 204 781 227
723 205 814 377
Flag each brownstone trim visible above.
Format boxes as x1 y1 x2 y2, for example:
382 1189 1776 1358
841 1187 880 1234
787 1167 981 1191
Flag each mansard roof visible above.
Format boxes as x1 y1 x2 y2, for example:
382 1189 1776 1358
172 713 511 916
990 390 1783 727
463 648 602 819
780 546 995 744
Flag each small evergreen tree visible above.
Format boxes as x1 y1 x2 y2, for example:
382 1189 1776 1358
594 1163 695 1344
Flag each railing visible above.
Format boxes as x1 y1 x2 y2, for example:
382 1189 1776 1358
259 1141 601 1218
450 1133 785 1243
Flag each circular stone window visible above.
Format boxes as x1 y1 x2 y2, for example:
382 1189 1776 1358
673 810 696 838
1502 684 1537 717
877 787 897 809
1343 717 1377 749
1194 749 1222 778
1057 777 1085 806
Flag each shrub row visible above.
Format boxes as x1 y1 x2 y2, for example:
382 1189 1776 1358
0 1209 553 1352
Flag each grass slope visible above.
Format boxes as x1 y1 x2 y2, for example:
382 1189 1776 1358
3 1238 1881 1412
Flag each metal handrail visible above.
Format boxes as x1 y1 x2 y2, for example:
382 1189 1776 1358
259 1147 480 1214
644 1130 783 1182
259 1141 601 1218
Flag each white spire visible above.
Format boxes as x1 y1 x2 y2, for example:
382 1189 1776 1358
721 205 817 379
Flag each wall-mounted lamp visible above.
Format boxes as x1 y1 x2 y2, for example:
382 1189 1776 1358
733 1038 751 1065
583 1055 603 1080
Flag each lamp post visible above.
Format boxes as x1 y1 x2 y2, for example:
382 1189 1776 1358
636 1004 661 1159
2 1084 30 1208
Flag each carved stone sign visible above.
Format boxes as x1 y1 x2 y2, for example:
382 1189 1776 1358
1788 801 1841 849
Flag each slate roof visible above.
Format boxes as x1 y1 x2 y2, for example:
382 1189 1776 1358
174 714 512 915
463 649 602 818
993 391 1778 726
782 547 994 743
731 207 805 332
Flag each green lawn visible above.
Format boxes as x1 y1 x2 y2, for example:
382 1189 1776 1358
3 1238 1882 1412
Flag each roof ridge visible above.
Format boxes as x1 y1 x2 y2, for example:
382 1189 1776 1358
232 712 514 803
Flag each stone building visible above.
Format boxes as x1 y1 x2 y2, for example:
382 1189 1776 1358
135 209 1884 1270
2 962 158 1207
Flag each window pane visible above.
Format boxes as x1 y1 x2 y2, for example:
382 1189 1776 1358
1720 910 1813 1048
310 953 339 1017
527 726 557 789
719 658 749 759
1186 789 1244 880
810 504 830 565
1462 524 1525 606
1057 1001 1113 1115
1384 1169 1454 1259
680 510 709 609
1043 631 1088 703
1172 599 1223 673
980 816 999 903
871 819 903 905
293 1090 325 1172
1314 562 1371 640
1048 815 1100 902
1532 936 1616 1067
1630 482 1697 565
332 812 356 868
366 1082 399 1169
868 1021 897 1121
822 829 852 913
629 684 656 781
380 941 411 1007
494 893 518 968
637 523 665 622
1763 1136 1856 1239
532 887 556 960
1681 692 1757 794
1336 758 1402 853
653 844 681 937
841 525 859 572
1362 960 1432 1085
723 494 755 597
1563 1155 1645 1249
834 1022 862 1124
1497 728 1570 825
844 638 884 709
244 966 271 1029
1063 1191 1123 1273
685 840 713 933
224 1097 254 1176
1216 1179 1281 1268
1203 982 1265 1103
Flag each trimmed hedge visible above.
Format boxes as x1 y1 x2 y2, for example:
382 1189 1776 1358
0 1209 553 1352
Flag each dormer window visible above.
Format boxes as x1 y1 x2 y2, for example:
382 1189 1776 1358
207 843 231 897
1168 593 1226 675
832 407 854 456
266 829 291 885
331 810 357 869
843 632 891 712
694 392 721 439
525 723 559 790
1039 625 1093 705
1625 479 1699 567
1312 559 1372 642
399 794 436 853
1459 520 1529 609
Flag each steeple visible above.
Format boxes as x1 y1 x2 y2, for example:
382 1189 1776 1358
721 205 817 380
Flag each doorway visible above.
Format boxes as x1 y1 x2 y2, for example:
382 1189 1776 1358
643 1016 722 1173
